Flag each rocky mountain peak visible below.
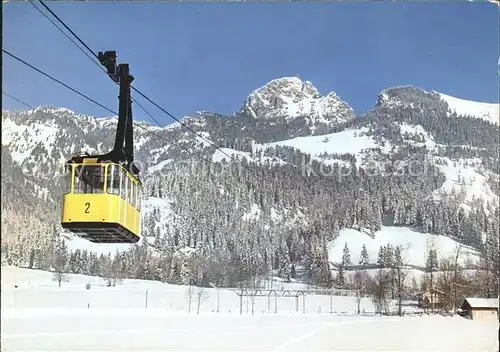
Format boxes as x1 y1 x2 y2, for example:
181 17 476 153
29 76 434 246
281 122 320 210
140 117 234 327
239 76 356 131
375 86 434 109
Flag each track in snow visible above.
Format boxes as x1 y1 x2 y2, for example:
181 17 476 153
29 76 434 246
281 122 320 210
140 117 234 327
2 310 497 351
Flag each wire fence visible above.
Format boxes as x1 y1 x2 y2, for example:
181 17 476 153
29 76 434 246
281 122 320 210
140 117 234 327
2 285 383 315
2 284 426 317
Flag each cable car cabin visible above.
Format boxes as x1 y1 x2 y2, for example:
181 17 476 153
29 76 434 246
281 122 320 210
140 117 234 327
61 50 142 244
61 159 142 243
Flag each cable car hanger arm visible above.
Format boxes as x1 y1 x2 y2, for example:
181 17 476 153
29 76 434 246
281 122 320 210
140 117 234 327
70 50 139 176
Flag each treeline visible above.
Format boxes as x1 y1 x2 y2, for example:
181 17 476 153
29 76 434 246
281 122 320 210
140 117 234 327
2 149 499 292
5 153 498 291
3 227 497 318
333 240 498 315
1 87 499 298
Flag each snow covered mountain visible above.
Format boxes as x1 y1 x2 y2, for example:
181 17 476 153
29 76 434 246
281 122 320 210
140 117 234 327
377 86 499 126
2 80 499 291
240 77 356 130
437 92 499 126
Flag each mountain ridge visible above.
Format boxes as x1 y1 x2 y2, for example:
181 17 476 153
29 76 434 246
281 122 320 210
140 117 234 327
2 79 499 292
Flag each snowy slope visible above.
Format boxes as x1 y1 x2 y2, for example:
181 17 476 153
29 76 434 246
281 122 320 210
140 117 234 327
377 86 499 125
2 81 499 291
263 128 379 156
1 266 369 312
2 267 498 352
262 122 498 211
262 126 392 167
431 156 498 210
327 226 481 269
2 114 61 165
437 92 499 125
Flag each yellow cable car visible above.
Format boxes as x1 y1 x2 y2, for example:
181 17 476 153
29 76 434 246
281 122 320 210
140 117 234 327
61 51 142 243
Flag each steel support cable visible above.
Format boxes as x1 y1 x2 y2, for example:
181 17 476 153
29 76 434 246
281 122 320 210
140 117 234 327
3 49 216 166
36 0 238 163
2 91 35 109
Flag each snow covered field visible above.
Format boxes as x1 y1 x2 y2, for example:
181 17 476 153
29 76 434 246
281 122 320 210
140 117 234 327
4 310 497 352
2 266 498 351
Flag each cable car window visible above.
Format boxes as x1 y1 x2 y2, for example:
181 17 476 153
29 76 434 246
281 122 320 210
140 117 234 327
129 178 133 206
134 182 138 208
136 186 141 211
120 168 127 200
131 181 136 208
63 164 72 194
131 179 134 206
127 178 133 206
73 165 105 194
124 176 130 204
107 164 121 195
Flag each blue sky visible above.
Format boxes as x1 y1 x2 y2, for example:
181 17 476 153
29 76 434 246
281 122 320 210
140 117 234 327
3 2 498 126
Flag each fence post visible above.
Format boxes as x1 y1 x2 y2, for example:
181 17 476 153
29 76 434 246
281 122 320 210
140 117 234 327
145 289 148 309
239 295 243 315
217 288 220 313
330 293 333 314
357 292 361 315
274 292 277 314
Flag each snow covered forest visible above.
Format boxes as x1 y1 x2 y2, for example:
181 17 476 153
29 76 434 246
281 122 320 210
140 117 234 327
2 79 499 310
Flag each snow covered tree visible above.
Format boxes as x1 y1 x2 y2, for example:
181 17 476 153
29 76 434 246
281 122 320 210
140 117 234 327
377 246 385 268
359 244 369 267
342 242 351 267
2 94 499 298
336 264 345 288
392 245 410 316
425 242 439 312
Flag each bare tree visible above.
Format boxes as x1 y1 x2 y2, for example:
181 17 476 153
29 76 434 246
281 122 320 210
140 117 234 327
437 257 454 312
196 286 209 314
476 230 500 298
451 243 466 310
52 239 69 287
351 271 368 314
185 286 195 313
52 271 70 287
428 243 468 313
249 273 263 315
351 270 366 291
209 283 221 313
434 244 480 313
372 268 390 315
102 259 113 287
102 254 123 287
392 244 411 316
410 276 419 296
